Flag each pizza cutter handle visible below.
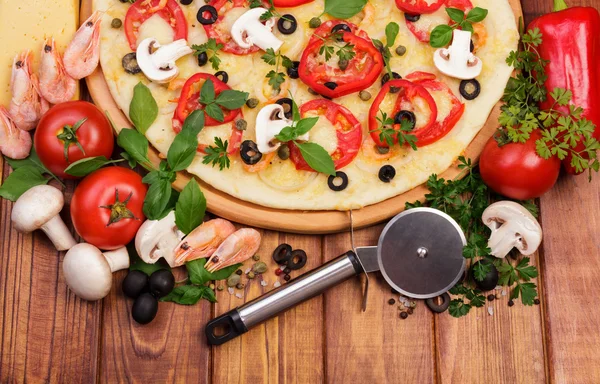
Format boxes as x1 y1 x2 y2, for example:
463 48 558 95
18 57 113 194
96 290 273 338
205 251 363 345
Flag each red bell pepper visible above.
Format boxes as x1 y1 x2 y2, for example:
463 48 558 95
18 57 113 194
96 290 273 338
528 0 600 174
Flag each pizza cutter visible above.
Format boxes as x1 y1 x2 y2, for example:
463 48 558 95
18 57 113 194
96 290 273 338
205 208 466 345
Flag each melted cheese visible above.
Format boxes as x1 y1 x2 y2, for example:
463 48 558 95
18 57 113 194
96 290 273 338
0 0 79 105
137 15 176 46
410 7 448 35
305 112 338 154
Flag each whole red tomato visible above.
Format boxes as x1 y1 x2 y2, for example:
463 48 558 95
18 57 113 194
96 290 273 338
34 101 114 179
479 130 560 200
71 167 147 250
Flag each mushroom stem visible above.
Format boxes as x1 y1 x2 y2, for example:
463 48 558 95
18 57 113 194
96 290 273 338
102 246 130 272
487 223 518 259
40 215 77 251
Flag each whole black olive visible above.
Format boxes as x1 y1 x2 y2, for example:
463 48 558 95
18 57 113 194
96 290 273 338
331 23 351 41
215 70 229 83
471 259 499 291
426 292 451 313
324 82 338 90
404 13 421 22
122 52 141 75
394 110 416 128
286 61 300 79
286 249 307 270
470 39 475 52
240 140 262 165
148 269 175 298
132 293 159 324
277 14 297 35
273 243 293 264
122 270 148 299
459 79 481 100
197 51 208 67
381 72 402 86
275 98 293 119
378 165 396 183
197 5 218 25
327 171 348 191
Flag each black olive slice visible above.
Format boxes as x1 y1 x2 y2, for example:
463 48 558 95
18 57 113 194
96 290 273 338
470 39 475 53
394 110 416 128
378 165 396 183
240 140 262 165
331 23 351 41
197 52 208 67
122 52 141 74
381 72 402 87
287 249 307 270
180 0 193 5
425 292 451 313
286 61 300 79
197 5 218 25
459 79 481 100
275 98 293 119
404 13 421 22
215 70 229 83
324 82 338 90
273 243 293 264
277 14 297 35
328 171 348 191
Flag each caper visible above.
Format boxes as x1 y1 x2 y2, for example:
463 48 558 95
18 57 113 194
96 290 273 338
227 274 241 287
253 261 268 274
111 18 122 29
246 98 259 108
359 90 371 101
217 285 224 291
376 146 390 154
236 269 243 275
209 283 215 290
235 119 247 131
247 271 256 279
277 144 290 160
338 59 349 71
252 254 260 261
236 283 245 290
309 17 321 28
395 45 407 56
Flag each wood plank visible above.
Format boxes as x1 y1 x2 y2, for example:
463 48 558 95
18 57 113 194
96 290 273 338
323 224 436 383
211 230 324 383
0 163 101 382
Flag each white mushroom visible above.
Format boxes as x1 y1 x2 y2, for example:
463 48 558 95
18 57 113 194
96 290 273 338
134 211 184 267
62 243 130 301
136 38 193 83
482 201 543 258
11 185 76 251
255 104 309 154
230 8 283 52
433 29 482 80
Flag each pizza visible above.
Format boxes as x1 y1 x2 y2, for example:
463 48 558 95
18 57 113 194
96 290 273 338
93 0 518 210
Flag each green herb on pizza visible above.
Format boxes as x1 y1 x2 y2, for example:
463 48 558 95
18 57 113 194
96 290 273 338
430 7 488 48
192 38 224 71
372 22 400 79
129 82 158 134
199 79 249 123
370 110 417 150
322 0 367 19
203 137 231 170
261 48 293 92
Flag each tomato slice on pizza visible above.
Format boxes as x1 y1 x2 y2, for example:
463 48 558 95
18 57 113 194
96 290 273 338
298 21 383 99
395 0 445 15
404 0 473 43
124 0 188 50
289 99 362 171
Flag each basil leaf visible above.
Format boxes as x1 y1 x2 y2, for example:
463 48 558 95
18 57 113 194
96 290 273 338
294 117 319 136
129 82 158 134
466 7 488 23
167 111 204 172
385 22 400 48
204 103 225 122
294 141 336 176
323 0 367 19
175 180 206 235
143 178 172 220
160 285 216 305
117 129 152 170
460 22 474 33
430 24 454 48
446 7 465 23
128 244 170 275
64 156 124 177
0 166 49 201
187 258 242 286
200 79 215 104
215 90 249 110
292 98 300 122
5 147 62 185
142 170 160 184
275 126 296 142
121 152 137 168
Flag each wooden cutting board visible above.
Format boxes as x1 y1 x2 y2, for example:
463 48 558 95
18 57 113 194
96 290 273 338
81 0 522 234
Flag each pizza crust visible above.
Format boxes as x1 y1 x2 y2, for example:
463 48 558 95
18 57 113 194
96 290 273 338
94 0 518 210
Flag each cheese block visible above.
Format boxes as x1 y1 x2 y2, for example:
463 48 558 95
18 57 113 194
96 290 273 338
0 0 79 106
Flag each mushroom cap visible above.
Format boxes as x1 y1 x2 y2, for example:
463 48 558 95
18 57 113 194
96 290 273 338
11 185 64 233
433 29 482 80
135 211 182 264
62 243 112 301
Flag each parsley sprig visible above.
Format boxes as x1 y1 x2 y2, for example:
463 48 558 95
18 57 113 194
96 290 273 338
430 7 488 48
192 39 224 71
372 22 399 79
499 28 599 177
371 110 417 150
261 48 293 92
249 0 291 22
315 33 356 63
496 255 539 305
203 137 230 170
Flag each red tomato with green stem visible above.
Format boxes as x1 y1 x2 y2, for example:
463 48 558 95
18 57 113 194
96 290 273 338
71 167 147 250
34 101 114 180
479 130 561 200
124 0 188 50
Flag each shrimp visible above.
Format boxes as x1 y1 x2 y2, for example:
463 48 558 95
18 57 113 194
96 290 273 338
63 11 102 80
8 51 46 131
172 219 236 265
38 38 77 104
0 106 32 160
205 228 261 273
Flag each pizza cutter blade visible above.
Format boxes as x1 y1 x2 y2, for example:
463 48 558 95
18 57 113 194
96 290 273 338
205 208 466 345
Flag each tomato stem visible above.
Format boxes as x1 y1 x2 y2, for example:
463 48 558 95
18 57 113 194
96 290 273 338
554 0 568 11
99 189 139 226
56 117 87 163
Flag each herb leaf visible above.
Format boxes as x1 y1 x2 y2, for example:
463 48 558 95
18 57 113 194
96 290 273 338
294 141 336 176
203 137 230 170
143 178 173 220
215 90 250 110
323 0 367 19
117 129 153 171
385 22 399 47
186 258 242 286
192 38 224 71
129 82 158 134
161 285 217 305
167 110 204 172
446 7 465 23
175 180 206 235
4 147 62 185
466 7 488 23
0 166 49 201
430 24 454 48
64 156 124 177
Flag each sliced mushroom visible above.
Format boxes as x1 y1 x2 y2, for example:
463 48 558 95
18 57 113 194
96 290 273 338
482 201 543 258
255 104 308 154
136 38 193 83
134 211 185 267
230 8 283 52
433 29 482 80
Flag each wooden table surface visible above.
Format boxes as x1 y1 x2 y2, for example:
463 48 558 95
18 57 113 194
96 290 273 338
2 0 600 382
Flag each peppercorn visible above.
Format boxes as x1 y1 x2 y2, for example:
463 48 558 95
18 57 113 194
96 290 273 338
388 298 395 305
236 269 243 275
275 268 283 276
495 293 502 300
309 17 321 28
284 274 291 281
400 311 408 319
395 45 407 56
508 300 515 307
359 90 371 101
283 267 291 274
410 301 416 308
534 298 541 305
252 255 260 261
407 308 414 315
247 271 256 279
487 294 495 302
246 98 259 108
236 283 245 290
